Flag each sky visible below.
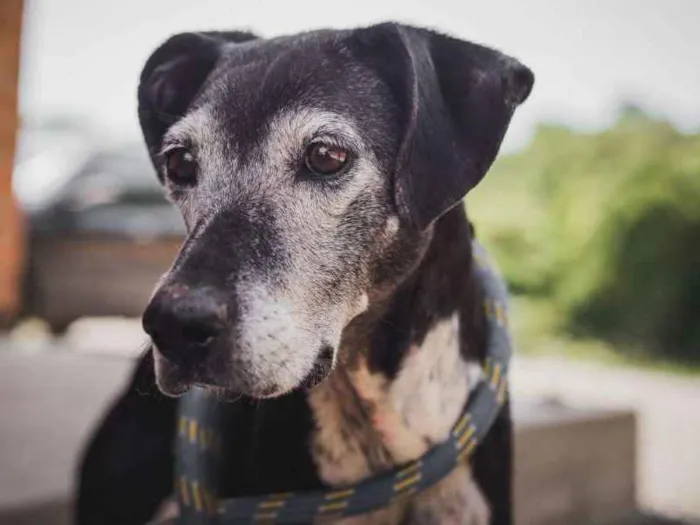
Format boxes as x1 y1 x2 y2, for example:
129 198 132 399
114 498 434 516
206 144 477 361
17 0 700 152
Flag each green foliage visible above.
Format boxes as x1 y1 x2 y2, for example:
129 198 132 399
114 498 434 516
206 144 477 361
468 108 700 364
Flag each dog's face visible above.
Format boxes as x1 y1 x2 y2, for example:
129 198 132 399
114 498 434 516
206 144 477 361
138 24 533 398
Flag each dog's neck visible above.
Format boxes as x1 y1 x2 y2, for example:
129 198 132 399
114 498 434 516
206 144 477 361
308 206 486 486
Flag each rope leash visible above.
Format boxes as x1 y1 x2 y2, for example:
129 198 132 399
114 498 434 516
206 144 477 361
157 241 513 524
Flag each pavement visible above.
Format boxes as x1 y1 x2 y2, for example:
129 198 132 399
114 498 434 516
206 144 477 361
0 350 133 512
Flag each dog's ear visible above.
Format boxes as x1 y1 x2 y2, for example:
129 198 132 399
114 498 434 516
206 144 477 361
355 24 534 230
138 31 258 163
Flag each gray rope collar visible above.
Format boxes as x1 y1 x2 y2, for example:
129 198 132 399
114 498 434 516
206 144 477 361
166 242 513 524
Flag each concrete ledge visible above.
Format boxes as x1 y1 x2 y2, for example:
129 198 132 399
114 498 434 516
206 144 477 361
0 351 637 525
514 399 637 525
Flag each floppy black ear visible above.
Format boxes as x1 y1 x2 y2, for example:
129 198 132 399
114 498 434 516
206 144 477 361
137 31 258 166
355 24 534 230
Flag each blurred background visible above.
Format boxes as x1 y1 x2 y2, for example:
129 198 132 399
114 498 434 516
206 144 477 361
0 1 698 524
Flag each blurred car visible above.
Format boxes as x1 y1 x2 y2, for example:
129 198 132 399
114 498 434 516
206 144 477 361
15 140 184 334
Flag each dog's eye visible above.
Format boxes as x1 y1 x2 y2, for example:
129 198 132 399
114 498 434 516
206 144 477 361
164 148 197 186
304 143 349 176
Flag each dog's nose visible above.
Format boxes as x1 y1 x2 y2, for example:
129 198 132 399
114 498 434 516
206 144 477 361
142 284 227 365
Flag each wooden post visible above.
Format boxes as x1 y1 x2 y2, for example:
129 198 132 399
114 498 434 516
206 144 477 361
0 0 25 327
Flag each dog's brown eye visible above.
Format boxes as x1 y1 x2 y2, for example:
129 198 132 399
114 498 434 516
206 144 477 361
304 143 349 176
164 148 197 185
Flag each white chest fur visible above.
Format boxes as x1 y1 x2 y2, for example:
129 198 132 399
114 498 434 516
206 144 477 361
307 314 489 524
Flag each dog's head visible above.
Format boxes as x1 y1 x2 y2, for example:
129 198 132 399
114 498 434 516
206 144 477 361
138 23 533 398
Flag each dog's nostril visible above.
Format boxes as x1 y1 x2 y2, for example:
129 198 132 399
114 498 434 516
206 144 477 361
142 285 227 362
181 322 218 347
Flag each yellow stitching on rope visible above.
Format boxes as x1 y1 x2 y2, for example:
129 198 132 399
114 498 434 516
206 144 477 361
259 500 286 510
497 378 508 405
267 492 293 500
192 481 203 512
254 512 278 519
397 461 421 479
452 413 471 437
490 363 502 390
254 511 278 522
319 501 349 513
202 487 210 511
483 299 494 320
458 438 479 463
391 486 418 503
484 358 492 378
494 303 507 326
394 472 421 492
325 488 355 500
179 476 191 507
189 420 198 444
457 424 476 449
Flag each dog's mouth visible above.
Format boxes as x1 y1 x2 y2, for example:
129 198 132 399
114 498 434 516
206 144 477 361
300 345 335 390
152 344 336 400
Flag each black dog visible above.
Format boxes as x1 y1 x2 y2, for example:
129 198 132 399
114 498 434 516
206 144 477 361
76 22 533 524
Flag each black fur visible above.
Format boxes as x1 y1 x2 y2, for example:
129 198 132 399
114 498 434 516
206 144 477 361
75 352 177 524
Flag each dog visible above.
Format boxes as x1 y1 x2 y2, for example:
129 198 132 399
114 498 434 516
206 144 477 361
75 22 533 525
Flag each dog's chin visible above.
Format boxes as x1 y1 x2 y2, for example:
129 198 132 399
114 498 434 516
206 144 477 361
153 348 335 400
